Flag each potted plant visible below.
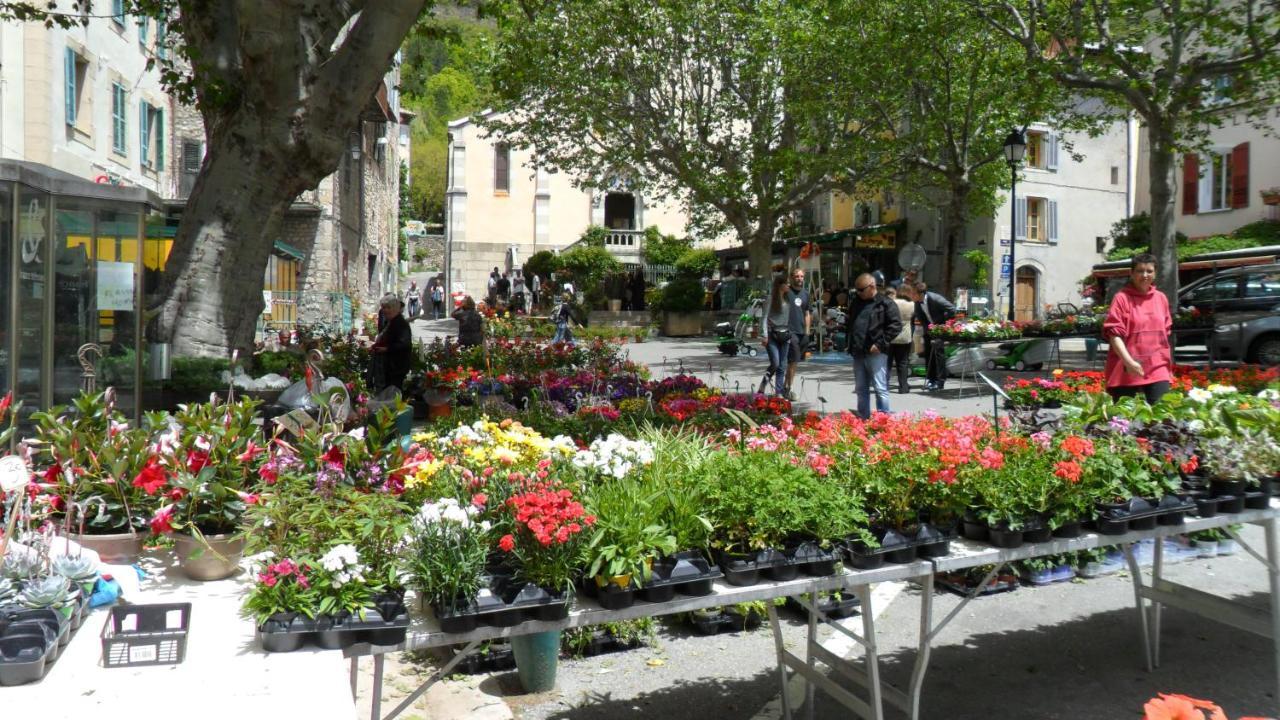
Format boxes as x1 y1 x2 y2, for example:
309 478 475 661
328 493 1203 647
1190 529 1219 558
650 275 706 337
1199 435 1269 501
29 390 155 564
583 479 677 593
148 397 264 581
243 557 318 652
400 497 490 628
1261 187 1280 206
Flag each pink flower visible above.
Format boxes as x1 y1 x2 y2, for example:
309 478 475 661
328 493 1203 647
471 493 487 509
237 440 263 464
236 491 260 505
149 505 175 534
498 534 515 552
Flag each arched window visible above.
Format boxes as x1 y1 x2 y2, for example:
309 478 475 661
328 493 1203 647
494 143 510 193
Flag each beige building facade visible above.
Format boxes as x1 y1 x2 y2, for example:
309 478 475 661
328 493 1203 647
445 111 693 298
1133 107 1280 239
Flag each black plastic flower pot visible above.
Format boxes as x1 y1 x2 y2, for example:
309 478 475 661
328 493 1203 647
1244 491 1270 510
258 628 308 653
676 578 716 596
1210 479 1248 497
0 637 49 686
1051 521 1082 539
717 550 761 587
639 583 676 603
1094 517 1130 535
364 627 409 646
1255 476 1273 496
596 585 636 611
437 609 479 634
1022 525 1053 544
961 520 989 542
1128 515 1158 531
885 546 918 564
843 542 887 570
533 599 571 621
765 563 800 582
1217 494 1246 513
1192 495 1219 517
918 539 952 558
985 526 1024 549
482 608 525 628
314 629 355 650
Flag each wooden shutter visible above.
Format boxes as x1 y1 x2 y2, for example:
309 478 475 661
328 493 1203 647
1182 154 1198 215
1014 197 1027 240
139 101 150 167
1231 142 1249 209
65 48 77 125
138 18 147 44
1047 200 1059 243
154 108 165 167
1047 134 1059 171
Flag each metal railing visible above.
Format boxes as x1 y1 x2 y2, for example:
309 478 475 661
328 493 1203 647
259 291 355 338
604 229 643 248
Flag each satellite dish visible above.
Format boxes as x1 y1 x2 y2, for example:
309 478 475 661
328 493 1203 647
898 243 927 272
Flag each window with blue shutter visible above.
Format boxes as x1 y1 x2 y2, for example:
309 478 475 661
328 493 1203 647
139 101 150 167
64 48 77 126
1014 197 1027 240
111 83 127 155
112 0 125 26
139 18 148 45
156 21 168 59
154 108 164 167
1047 200 1059 243
1047 134 1060 171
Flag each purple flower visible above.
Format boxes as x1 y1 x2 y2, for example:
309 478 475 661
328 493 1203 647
1108 417 1131 434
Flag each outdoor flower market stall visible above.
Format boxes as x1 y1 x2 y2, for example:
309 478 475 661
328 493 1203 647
0 333 1278 719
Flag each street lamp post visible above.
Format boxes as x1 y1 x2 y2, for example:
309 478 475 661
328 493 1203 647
1003 130 1026 322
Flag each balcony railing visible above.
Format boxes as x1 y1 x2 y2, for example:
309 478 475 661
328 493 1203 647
604 229 643 248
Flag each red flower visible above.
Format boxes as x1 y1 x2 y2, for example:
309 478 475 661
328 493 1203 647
237 440 263 464
131 456 168 495
1180 456 1199 474
186 450 210 474
149 504 176 534
1060 435 1095 459
259 465 278 484
44 463 63 484
323 445 345 469
0 391 11 420
471 493 488 509
1053 460 1083 483
498 534 516 552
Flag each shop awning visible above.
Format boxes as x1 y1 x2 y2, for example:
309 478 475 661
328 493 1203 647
273 240 306 260
785 219 907 248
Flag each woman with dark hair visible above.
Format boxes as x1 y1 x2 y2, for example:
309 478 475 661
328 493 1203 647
760 275 792 397
1103 252 1173 404
452 295 484 348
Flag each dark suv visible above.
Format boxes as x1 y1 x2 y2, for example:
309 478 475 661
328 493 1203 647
1179 263 1280 363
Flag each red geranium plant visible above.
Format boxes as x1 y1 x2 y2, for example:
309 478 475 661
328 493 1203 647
497 482 595 594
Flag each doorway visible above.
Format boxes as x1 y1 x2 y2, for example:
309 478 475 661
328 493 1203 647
1014 267 1039 322
604 193 636 230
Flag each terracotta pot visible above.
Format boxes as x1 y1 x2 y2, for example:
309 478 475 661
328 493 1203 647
427 402 453 419
70 531 144 565
174 533 246 581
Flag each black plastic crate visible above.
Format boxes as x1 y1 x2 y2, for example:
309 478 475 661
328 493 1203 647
101 603 191 668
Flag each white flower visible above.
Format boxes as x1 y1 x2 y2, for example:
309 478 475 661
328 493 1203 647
1187 419 1205 433
441 504 470 525
1208 383 1238 395
1187 388 1213 403
194 436 212 451
348 427 367 440
1258 389 1279 401
320 543 361 572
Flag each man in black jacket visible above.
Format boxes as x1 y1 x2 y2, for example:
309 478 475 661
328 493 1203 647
912 281 957 392
845 273 902 419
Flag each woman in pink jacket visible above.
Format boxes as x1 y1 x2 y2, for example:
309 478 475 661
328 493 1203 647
1102 253 1173 403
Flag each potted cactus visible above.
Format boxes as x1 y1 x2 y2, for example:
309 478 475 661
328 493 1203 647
0 577 17 605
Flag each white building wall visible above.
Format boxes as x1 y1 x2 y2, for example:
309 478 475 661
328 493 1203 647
1 14 170 192
446 113 694 298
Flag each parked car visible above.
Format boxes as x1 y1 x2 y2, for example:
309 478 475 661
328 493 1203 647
1178 263 1280 349
1207 311 1280 365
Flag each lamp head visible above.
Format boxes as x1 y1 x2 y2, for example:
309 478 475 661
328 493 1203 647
1003 129 1027 165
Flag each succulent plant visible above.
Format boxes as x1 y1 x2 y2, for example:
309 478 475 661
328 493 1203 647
51 555 99 584
0 577 17 604
18 576 72 610
2 553 42 581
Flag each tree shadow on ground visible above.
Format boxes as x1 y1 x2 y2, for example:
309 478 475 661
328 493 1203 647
508 588 1275 720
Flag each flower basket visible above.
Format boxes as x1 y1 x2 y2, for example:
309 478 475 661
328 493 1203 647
1261 189 1280 206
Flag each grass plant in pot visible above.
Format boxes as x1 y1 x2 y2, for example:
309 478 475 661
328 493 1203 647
146 398 264 581
400 497 490 633
583 479 676 608
30 390 154 564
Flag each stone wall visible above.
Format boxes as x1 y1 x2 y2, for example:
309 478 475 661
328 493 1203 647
411 234 445 272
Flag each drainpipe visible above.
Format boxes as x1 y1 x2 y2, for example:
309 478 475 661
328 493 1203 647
444 131 453 297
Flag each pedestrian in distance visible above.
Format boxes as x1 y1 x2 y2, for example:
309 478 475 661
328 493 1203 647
371 294 413 392
914 281 957 392
452 295 484 348
885 285 915 394
760 275 793 397
784 267 811 400
551 291 577 346
845 273 901 419
1103 252 1173 404
405 281 422 320
430 280 444 320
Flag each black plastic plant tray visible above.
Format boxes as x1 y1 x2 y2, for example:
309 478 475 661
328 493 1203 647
689 609 763 636
844 524 954 567
258 606 409 652
637 557 724 602
1 604 72 686
1093 497 1196 535
430 582 570 636
784 594 861 620
935 573 1019 598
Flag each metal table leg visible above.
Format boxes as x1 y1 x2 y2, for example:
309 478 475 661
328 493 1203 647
350 656 359 698
857 584 885 720
768 604 794 720
906 572 936 720
1266 517 1280 717
1123 543 1154 672
369 639 483 720
1152 536 1164 668
806 590 818 720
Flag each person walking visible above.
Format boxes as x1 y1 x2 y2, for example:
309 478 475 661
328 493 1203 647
530 273 542 311
551 292 576 346
487 268 500 306
885 285 915 393
452 296 484 348
783 267 811 400
1103 252 1173 403
760 275 793 397
405 281 422 320
845 273 901 419
371 294 413 392
429 280 444 320
511 272 527 314
913 281 957 392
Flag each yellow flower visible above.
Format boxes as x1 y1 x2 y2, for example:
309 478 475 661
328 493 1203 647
1052 368 1064 377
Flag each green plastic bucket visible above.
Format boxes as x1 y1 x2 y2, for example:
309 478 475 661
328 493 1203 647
511 630 560 692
